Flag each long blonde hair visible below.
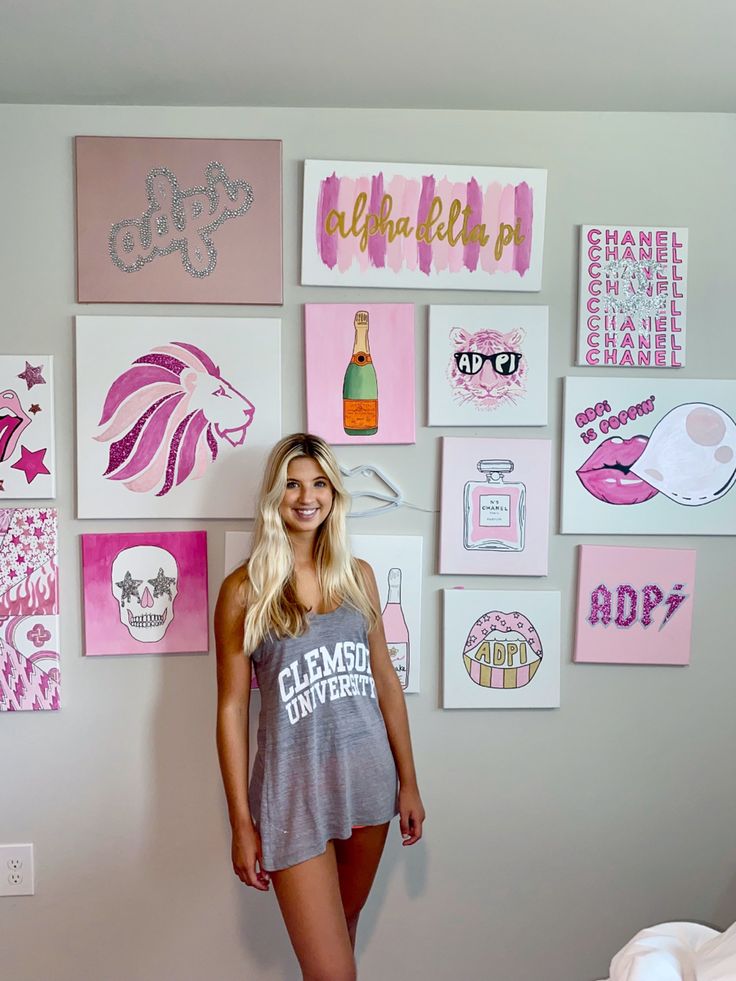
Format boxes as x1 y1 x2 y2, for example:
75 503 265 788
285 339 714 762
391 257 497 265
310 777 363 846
243 433 379 654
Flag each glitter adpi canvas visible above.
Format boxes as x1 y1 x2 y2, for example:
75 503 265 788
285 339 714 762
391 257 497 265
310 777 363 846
301 159 547 291
75 136 282 304
428 306 548 426
0 355 55 499
562 376 736 534
0 507 60 711
577 225 687 368
76 316 281 519
573 545 696 666
305 304 415 445
443 589 560 709
81 531 209 656
439 436 552 576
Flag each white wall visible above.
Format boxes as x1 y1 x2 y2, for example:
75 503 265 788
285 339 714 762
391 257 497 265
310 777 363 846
1 105 735 981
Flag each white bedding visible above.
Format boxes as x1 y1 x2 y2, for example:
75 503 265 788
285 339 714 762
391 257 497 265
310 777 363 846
599 919 736 981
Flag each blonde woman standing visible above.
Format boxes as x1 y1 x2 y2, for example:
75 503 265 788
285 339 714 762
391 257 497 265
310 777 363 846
215 433 425 980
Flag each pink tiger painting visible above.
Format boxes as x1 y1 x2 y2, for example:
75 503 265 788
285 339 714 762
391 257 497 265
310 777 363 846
94 342 255 497
446 325 527 411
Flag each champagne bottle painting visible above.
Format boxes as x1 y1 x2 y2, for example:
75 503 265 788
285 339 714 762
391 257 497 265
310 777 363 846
350 535 422 692
343 311 379 435
382 567 409 690
305 304 416 445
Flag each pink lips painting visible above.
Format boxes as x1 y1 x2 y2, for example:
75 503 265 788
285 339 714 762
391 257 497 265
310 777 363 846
576 436 659 505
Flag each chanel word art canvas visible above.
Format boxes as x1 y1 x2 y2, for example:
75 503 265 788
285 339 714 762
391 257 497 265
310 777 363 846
76 316 281 519
302 160 547 291
573 544 696 666
75 136 282 304
562 376 736 534
81 531 209 656
578 225 687 368
428 306 548 426
0 356 56 499
443 588 560 709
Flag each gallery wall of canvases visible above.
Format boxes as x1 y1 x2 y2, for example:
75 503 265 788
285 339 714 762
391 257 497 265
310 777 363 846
1 104 735 981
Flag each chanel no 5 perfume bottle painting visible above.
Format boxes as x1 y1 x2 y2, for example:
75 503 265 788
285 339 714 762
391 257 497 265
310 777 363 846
463 459 526 551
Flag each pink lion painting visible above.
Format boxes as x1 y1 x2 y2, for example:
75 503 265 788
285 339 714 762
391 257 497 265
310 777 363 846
94 342 255 497
447 326 527 411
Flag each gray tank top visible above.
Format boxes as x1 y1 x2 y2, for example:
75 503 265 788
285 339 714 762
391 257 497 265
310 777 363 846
248 602 399 871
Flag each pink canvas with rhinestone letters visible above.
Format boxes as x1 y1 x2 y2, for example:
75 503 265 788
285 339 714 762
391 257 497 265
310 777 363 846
75 137 282 304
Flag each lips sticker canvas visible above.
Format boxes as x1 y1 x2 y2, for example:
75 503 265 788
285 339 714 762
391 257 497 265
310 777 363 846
428 306 548 426
0 356 55 499
81 531 208 656
562 377 736 534
573 545 696 665
443 589 560 709
76 316 281 518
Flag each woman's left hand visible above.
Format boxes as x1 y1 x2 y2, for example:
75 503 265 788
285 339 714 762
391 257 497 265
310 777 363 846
398 785 426 846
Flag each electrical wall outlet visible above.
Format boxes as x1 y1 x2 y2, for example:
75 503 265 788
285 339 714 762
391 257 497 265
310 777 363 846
0 844 34 896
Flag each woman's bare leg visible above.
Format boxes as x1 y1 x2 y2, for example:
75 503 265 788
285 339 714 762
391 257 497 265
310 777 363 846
334 823 390 949
270 842 356 981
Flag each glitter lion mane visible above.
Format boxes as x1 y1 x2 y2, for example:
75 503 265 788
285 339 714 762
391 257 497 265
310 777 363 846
94 342 254 497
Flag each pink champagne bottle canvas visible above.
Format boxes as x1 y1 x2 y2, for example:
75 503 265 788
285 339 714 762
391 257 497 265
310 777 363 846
381 568 410 690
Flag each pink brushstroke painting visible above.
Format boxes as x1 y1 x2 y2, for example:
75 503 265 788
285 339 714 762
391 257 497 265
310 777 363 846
303 161 547 291
316 172 533 276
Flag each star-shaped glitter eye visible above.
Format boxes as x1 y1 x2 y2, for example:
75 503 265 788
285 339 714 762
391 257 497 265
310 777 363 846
17 362 46 390
148 567 177 600
116 570 143 606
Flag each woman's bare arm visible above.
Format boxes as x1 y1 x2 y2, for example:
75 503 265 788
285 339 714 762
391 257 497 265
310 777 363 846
358 560 426 846
214 567 270 889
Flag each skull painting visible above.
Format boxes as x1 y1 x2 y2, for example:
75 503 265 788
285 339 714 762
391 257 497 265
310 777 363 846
111 546 178 643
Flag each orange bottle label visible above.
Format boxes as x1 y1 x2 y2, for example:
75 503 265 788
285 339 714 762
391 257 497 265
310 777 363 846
350 352 373 366
343 399 378 430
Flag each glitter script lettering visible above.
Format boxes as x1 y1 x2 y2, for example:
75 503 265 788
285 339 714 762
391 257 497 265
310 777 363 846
109 162 254 278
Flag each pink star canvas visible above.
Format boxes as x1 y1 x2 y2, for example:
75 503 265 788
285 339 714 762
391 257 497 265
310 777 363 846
81 531 209 656
574 545 696 665
0 355 55 499
0 507 60 711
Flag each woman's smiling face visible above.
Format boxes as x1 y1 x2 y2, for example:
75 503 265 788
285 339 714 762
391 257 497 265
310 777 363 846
279 456 334 534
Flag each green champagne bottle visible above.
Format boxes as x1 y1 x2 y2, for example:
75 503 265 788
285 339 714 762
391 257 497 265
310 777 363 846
343 310 378 435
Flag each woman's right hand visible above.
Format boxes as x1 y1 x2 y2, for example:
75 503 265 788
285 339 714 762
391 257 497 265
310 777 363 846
232 822 270 891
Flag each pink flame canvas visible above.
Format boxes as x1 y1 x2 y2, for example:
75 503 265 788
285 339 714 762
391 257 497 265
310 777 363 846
0 507 60 711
